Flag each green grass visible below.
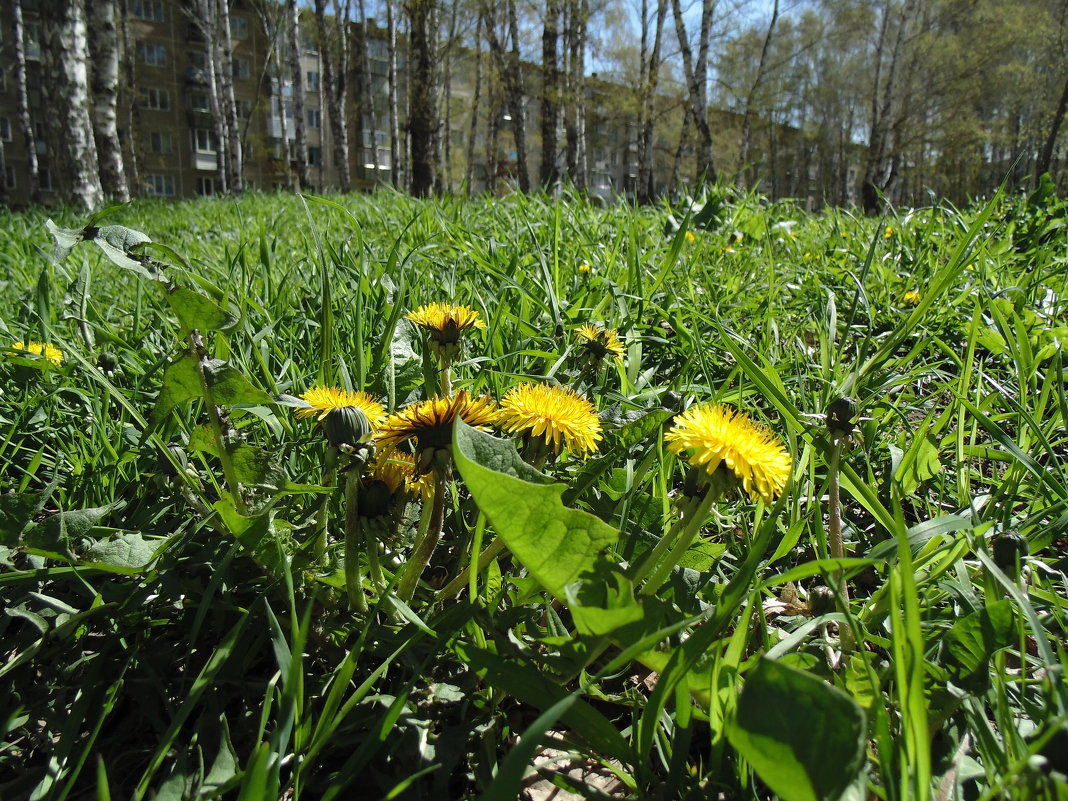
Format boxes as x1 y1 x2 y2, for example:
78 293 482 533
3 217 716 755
1 185 1067 800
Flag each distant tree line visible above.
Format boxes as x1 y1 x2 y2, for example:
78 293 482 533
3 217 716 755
6 0 1067 211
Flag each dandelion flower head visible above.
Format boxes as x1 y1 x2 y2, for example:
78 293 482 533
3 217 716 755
9 340 63 367
684 231 696 243
295 385 386 426
497 383 602 457
575 324 624 361
379 390 498 474
407 302 486 362
665 403 791 503
903 290 921 305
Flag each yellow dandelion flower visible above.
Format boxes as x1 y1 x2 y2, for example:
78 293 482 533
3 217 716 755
295 386 386 426
497 383 602 457
378 390 498 474
885 226 894 238
684 231 696 243
359 448 434 522
903 290 921 305
665 404 791 503
9 340 63 367
407 302 486 363
575 324 625 361
578 261 591 276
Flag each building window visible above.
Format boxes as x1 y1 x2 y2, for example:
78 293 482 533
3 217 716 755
307 109 321 129
196 176 216 196
5 166 14 190
0 117 10 142
34 121 46 155
229 15 249 39
232 57 251 81
189 92 211 112
308 146 321 167
192 128 215 153
140 87 170 110
144 174 175 196
24 21 41 61
150 131 173 154
306 71 320 92
237 99 253 120
138 42 167 67
132 0 165 22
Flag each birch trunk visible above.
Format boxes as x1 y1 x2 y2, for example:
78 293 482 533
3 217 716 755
315 0 351 191
464 12 483 193
40 0 104 210
217 0 243 192
670 0 716 185
118 0 139 192
540 0 560 186
386 0 401 187
355 0 380 177
636 0 666 203
563 0 588 190
11 0 40 203
88 0 129 201
735 0 778 189
406 0 439 195
286 0 309 188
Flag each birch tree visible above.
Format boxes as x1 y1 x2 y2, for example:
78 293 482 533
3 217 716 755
386 0 401 187
540 0 561 186
315 0 352 191
40 0 103 210
406 0 439 195
670 0 716 184
482 0 530 191
287 0 309 188
10 0 41 203
636 0 667 203
88 0 129 201
563 0 588 189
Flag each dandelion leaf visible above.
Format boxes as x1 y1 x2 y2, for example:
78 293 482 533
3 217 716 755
453 418 615 600
943 600 1015 692
203 360 274 407
167 287 238 331
727 658 866 801
85 532 157 570
150 354 200 427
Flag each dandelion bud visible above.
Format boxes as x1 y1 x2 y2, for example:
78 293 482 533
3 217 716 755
826 396 857 438
324 405 372 450
98 351 119 374
808 585 837 616
991 530 1028 578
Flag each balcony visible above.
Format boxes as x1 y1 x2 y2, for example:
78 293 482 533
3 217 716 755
186 67 210 85
194 152 218 171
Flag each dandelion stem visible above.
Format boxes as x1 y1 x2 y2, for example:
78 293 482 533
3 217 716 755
439 364 452 397
313 445 339 561
189 330 248 516
344 470 368 613
828 436 854 651
397 471 446 601
636 489 718 594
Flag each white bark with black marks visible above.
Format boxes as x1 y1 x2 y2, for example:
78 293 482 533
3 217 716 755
89 0 129 201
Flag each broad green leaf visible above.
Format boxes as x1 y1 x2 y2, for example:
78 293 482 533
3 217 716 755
45 219 84 263
230 445 288 491
85 532 157 570
150 353 200 425
566 567 646 637
22 505 117 551
167 287 238 331
91 224 153 273
203 360 274 406
943 599 1016 692
452 418 615 599
727 658 866 801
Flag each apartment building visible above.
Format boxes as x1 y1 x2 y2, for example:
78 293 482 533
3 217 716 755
0 0 841 206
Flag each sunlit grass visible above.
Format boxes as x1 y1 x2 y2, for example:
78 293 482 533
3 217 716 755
1 186 1066 800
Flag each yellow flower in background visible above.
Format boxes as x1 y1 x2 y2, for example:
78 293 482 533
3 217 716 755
904 290 921 305
9 340 64 366
378 390 498 474
885 226 894 239
684 231 696 243
665 404 792 503
578 261 591 276
407 302 486 362
575 324 625 361
295 386 386 426
497 383 603 457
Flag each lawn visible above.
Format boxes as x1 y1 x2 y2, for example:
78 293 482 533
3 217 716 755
1 185 1066 800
